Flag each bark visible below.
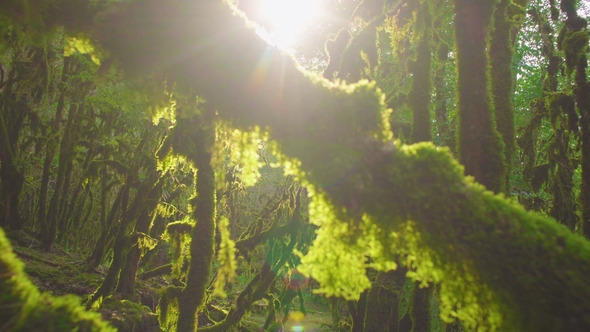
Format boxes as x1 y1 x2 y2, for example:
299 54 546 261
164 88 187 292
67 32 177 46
175 118 216 332
408 1 432 143
454 0 505 193
489 0 521 192
117 178 163 296
37 57 71 238
364 268 407 332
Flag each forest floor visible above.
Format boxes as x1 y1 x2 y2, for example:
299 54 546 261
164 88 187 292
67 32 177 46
247 300 334 331
6 229 336 331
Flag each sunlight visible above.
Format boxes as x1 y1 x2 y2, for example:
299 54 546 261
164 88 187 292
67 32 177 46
260 0 319 42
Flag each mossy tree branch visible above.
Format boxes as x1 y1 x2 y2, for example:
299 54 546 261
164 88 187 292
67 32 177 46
92 1 590 329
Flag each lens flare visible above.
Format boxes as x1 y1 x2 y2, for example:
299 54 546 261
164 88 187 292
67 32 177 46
261 0 319 37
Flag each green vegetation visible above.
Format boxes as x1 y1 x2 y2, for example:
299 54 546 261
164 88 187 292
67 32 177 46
1 0 590 331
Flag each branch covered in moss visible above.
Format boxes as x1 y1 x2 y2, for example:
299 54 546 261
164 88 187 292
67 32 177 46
139 263 173 280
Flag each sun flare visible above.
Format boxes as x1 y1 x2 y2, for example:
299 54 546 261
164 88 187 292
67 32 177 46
260 0 319 38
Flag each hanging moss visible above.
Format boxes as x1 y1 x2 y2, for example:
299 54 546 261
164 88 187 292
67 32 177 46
0 227 114 331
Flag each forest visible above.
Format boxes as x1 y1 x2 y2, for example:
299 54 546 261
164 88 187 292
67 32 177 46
1 0 590 331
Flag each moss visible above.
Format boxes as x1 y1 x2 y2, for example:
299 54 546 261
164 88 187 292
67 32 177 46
561 30 589 76
436 43 449 62
99 296 160 331
172 117 217 332
408 0 432 143
454 0 506 193
489 0 523 192
157 285 183 331
0 227 114 331
166 221 193 235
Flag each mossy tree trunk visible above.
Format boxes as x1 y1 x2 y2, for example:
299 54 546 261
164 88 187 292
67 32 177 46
364 268 406 332
454 0 506 193
41 99 84 251
348 290 368 332
86 126 162 306
169 115 216 332
37 56 72 238
41 68 93 250
411 283 431 332
578 44 590 238
0 47 43 231
86 168 159 307
408 0 432 143
433 26 451 150
525 6 579 230
116 177 164 297
488 0 528 193
86 184 127 269
559 0 590 237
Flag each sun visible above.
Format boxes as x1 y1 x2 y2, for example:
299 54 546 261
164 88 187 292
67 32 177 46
260 0 319 38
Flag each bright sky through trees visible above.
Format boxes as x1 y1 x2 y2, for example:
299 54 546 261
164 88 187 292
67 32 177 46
259 0 319 49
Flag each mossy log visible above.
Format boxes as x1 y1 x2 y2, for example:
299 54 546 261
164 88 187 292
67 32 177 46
0 227 114 331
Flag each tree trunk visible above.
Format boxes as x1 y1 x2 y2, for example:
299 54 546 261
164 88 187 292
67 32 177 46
408 1 432 143
176 118 216 332
489 0 525 192
454 0 505 193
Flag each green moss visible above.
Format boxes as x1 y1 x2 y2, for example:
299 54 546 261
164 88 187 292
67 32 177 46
561 30 589 76
408 0 432 143
173 118 217 332
489 0 522 192
0 227 114 331
454 0 506 193
99 296 160 331
157 286 183 331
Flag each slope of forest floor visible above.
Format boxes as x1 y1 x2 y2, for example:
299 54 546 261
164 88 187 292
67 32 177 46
5 229 335 332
